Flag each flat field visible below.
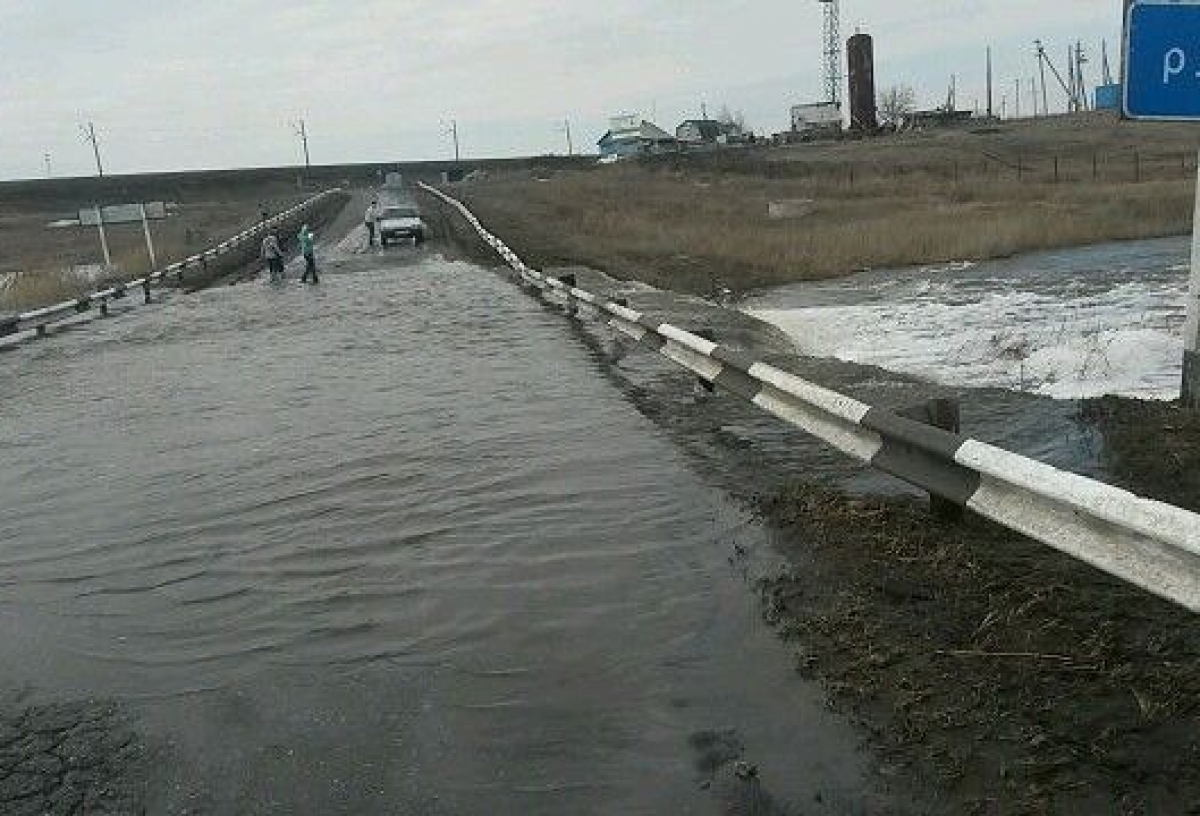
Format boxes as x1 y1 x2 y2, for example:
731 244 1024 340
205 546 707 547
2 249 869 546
453 112 1200 296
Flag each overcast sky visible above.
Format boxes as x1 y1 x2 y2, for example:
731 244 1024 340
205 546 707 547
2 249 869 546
0 1 1123 180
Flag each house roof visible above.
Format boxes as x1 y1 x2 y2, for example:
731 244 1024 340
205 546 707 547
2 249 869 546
598 120 676 146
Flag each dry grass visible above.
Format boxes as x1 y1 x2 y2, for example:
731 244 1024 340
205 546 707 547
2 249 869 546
455 113 1197 295
0 186 308 311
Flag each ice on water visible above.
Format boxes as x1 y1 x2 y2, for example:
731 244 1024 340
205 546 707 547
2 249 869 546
747 239 1190 401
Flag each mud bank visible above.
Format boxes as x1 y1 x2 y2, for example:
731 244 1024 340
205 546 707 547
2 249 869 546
424 192 1200 814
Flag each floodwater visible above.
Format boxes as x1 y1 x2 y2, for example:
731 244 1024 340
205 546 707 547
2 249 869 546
746 237 1190 401
0 231 887 814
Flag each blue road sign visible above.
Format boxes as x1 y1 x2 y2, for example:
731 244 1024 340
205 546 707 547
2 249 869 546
1125 0 1200 120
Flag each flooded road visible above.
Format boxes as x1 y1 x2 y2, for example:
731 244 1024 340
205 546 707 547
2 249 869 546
746 236 1190 401
0 229 888 813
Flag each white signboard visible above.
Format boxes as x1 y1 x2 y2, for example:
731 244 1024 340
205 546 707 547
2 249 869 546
79 201 168 226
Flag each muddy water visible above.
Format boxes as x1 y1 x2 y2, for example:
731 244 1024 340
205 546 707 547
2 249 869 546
0 237 890 813
746 236 1190 401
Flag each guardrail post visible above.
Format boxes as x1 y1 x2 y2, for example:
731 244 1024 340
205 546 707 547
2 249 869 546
143 281 152 304
899 397 964 521
695 329 717 394
99 300 109 317
557 273 578 316
36 325 47 338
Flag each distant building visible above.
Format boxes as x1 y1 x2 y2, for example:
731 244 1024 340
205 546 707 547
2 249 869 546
789 102 843 140
1095 84 1121 111
597 115 677 159
676 118 749 147
905 108 974 129
676 119 726 145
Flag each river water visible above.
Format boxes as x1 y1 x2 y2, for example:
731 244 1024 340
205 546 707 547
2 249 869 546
0 234 887 813
746 237 1190 401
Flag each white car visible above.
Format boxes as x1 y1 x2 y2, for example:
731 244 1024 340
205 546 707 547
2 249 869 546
377 205 426 247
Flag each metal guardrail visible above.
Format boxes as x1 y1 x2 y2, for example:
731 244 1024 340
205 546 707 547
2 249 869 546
420 181 1200 615
0 190 341 340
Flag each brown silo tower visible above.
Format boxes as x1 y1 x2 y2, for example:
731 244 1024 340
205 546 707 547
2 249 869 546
847 32 878 131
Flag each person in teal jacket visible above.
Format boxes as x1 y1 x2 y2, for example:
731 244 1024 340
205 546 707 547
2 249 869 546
298 224 319 284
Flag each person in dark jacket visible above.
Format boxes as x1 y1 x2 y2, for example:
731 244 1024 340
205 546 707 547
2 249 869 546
298 224 318 284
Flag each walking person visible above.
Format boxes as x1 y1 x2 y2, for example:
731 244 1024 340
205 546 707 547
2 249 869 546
298 224 319 284
365 201 379 248
261 232 285 283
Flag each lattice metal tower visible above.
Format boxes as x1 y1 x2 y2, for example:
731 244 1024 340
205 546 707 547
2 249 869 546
818 0 842 108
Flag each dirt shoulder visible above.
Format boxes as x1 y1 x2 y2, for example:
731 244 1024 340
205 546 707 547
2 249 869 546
755 397 1200 814
425 191 1200 813
449 112 1197 297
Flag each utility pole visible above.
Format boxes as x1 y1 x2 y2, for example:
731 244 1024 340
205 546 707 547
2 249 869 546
561 119 574 156
293 119 311 169
44 152 52 178
1076 41 1090 110
1015 79 1021 118
986 46 994 119
1035 41 1050 116
449 119 461 164
1031 78 1039 117
80 121 104 177
1067 45 1078 111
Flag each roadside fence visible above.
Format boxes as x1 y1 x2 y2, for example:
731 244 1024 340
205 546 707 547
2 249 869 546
420 181 1200 616
0 189 341 341
665 149 1198 188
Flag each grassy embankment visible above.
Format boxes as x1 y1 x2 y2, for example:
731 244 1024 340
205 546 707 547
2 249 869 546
0 177 314 311
454 112 1200 296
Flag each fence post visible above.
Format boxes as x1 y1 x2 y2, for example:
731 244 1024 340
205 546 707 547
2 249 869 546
1017 156 1023 182
1135 152 1141 183
1093 153 1098 181
1054 156 1060 184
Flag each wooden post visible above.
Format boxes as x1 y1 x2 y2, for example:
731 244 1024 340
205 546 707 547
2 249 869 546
1054 156 1060 184
1093 153 1098 181
1135 152 1141 183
